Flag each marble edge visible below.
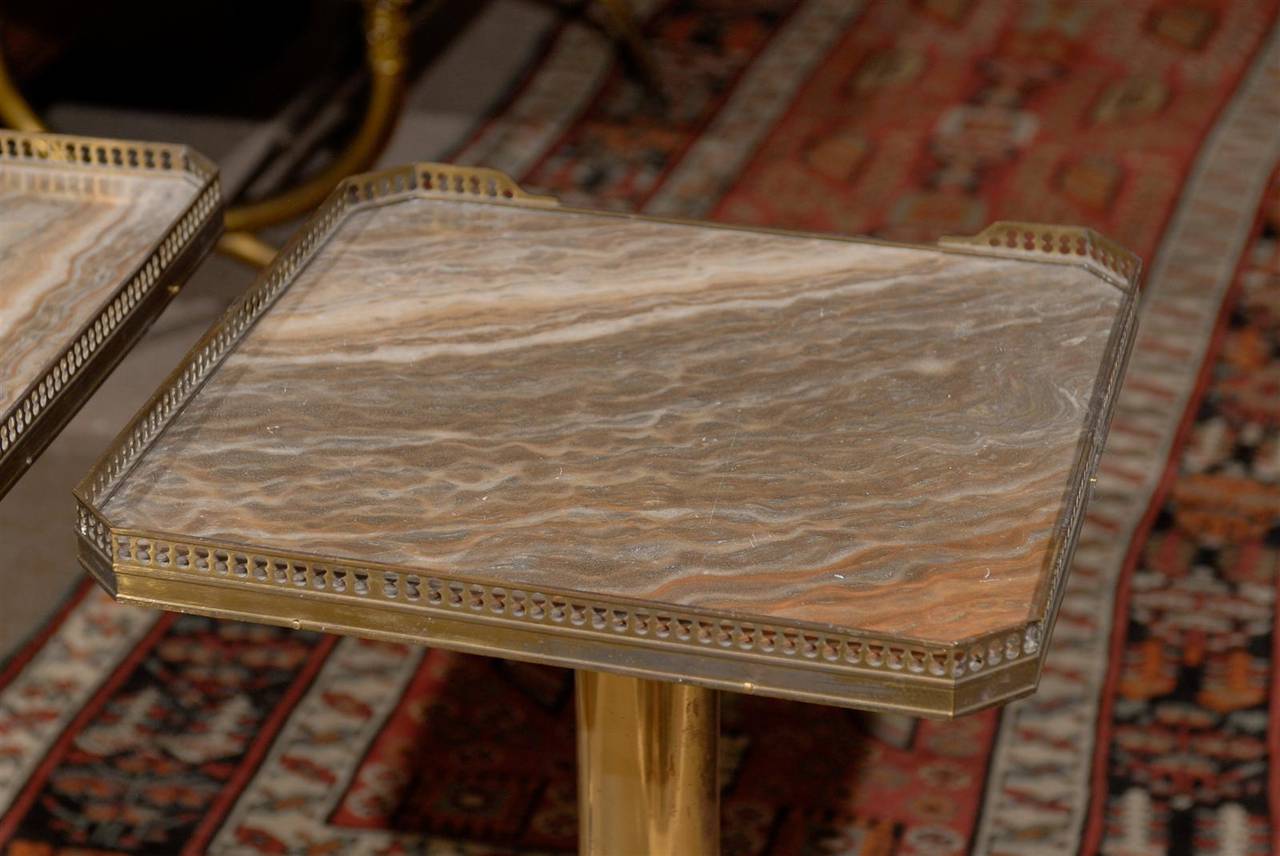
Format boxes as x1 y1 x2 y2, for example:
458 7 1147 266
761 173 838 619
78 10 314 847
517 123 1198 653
1018 259 1143 650
72 162 1143 709
0 134 223 498
302 162 1148 295
86 560 1044 718
75 524 1048 717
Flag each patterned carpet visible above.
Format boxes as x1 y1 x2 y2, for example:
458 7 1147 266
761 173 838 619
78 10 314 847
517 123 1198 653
2 1 1279 853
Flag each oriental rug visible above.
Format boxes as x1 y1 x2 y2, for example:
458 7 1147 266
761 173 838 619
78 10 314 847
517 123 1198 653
1 1 1278 854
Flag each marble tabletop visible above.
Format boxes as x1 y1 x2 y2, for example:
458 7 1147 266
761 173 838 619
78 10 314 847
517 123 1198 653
0 134 219 498
80 166 1139 715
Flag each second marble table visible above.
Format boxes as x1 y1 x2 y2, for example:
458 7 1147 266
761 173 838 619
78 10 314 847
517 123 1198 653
0 131 221 499
77 163 1140 855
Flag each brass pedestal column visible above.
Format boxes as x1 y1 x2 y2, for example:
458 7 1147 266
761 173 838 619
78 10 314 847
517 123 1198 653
575 672 720 855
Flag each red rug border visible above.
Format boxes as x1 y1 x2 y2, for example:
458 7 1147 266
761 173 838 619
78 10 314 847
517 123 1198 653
1080 199 1267 854
0 612 175 844
182 633 340 855
0 579 92 697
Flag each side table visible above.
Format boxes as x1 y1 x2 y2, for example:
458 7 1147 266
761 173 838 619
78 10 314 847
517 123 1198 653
77 163 1140 854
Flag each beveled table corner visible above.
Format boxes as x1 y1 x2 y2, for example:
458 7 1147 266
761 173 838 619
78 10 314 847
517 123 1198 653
0 130 222 500
75 162 1140 855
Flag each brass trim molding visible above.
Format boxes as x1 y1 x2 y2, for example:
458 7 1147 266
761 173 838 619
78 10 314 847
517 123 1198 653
83 526 1041 682
939 221 1142 292
75 162 1141 718
0 130 222 498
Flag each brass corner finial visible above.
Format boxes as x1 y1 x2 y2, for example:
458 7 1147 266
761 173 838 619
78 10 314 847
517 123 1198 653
939 221 1142 292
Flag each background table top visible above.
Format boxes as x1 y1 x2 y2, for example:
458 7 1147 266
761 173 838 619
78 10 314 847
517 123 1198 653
81 168 1139 715
0 166 196 416
0 133 220 500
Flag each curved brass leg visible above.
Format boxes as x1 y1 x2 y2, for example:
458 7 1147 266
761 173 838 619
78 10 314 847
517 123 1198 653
216 231 280 269
223 0 411 235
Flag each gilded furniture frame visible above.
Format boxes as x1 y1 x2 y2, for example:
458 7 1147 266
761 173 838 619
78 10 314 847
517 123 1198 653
0 130 222 498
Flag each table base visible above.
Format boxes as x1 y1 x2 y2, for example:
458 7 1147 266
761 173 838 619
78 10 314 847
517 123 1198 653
576 671 720 855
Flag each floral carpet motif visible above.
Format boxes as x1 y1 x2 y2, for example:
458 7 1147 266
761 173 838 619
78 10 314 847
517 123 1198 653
1 1 1278 853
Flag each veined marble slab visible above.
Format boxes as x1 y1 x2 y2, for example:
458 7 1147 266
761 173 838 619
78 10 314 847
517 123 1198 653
0 136 217 504
100 197 1130 647
0 165 199 418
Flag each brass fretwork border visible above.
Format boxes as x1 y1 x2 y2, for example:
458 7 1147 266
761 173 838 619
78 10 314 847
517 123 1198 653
75 162 1141 718
0 130 222 499
939 221 1141 291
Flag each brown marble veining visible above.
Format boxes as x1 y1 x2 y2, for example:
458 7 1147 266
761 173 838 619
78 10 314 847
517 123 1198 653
103 199 1127 644
0 164 200 420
